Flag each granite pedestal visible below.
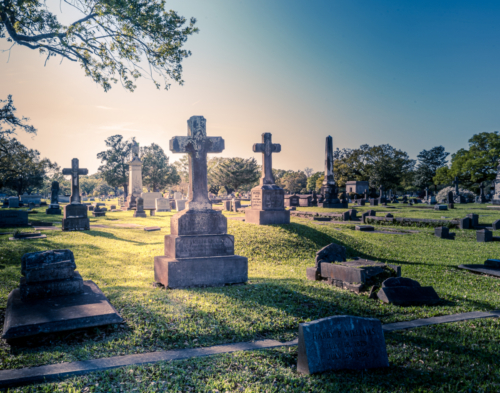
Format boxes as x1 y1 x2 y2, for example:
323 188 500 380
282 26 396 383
245 186 290 225
62 204 89 231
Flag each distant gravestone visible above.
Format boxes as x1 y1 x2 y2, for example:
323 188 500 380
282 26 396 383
46 181 61 215
492 220 500 230
176 199 187 211
377 277 441 306
61 158 90 231
434 205 448 211
223 200 231 211
297 315 389 374
155 198 171 212
435 227 455 240
141 192 163 209
133 197 147 218
467 213 479 228
356 225 375 231
459 217 471 230
8 197 19 208
0 210 28 227
174 192 183 200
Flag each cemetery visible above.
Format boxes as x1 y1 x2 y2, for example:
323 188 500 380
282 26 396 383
2 2 500 392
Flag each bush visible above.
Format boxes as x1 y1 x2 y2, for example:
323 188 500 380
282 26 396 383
436 186 475 203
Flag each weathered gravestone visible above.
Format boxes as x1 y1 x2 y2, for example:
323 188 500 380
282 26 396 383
232 198 241 211
306 243 346 281
492 219 500 230
141 192 162 209
476 228 500 243
174 191 183 200
435 226 455 240
46 181 61 215
0 210 28 227
377 277 440 306
2 249 123 341
133 197 147 218
245 133 290 225
154 116 248 288
459 259 500 278
122 142 142 211
317 136 348 208
92 205 106 217
356 225 375 232
8 197 19 208
297 315 389 374
222 200 231 211
459 217 471 230
284 194 300 207
176 199 187 211
61 159 90 231
155 198 171 212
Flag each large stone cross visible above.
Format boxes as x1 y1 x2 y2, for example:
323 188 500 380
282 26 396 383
62 158 88 204
453 176 460 194
253 133 281 185
170 116 224 210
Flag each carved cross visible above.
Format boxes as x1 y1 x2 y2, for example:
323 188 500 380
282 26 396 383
62 158 88 204
170 116 224 211
253 133 281 185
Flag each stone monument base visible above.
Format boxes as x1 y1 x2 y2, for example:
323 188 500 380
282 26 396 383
317 202 348 209
245 209 290 225
45 206 61 215
154 255 248 289
62 204 90 231
133 211 147 218
2 281 123 342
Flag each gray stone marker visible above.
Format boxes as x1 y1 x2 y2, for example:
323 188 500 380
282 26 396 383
133 197 147 218
434 205 448 211
245 133 290 225
306 243 346 281
144 227 161 232
377 277 440 306
0 210 28 227
141 192 162 210
122 142 142 211
8 197 19 208
297 315 389 374
222 200 231 211
317 136 348 208
476 228 500 242
356 225 374 231
154 116 248 288
46 181 61 215
435 226 455 240
175 199 187 211
2 249 122 341
61 159 90 231
155 198 171 212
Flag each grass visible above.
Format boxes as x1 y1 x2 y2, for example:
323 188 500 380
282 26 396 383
1 201 500 391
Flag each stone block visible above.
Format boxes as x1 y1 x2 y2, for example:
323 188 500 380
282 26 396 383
62 217 90 231
21 249 75 281
2 281 123 341
435 227 455 239
0 210 28 227
341 211 350 221
297 315 388 374
223 200 231 211
251 186 285 210
170 210 227 236
176 200 187 211
485 259 500 268
20 271 83 300
245 209 290 225
467 213 479 227
306 267 321 281
356 225 374 231
348 209 357 221
8 197 19 208
154 255 248 289
165 234 235 259
45 207 61 215
133 210 147 218
434 205 448 211
155 198 171 212
140 192 163 209
492 220 500 230
459 217 471 230
477 229 493 242
377 285 440 306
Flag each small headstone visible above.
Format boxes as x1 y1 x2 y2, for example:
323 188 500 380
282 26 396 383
144 227 161 232
297 315 389 374
174 192 183 200
434 205 448 211
434 226 455 240
377 277 441 306
110 205 116 210
133 197 147 218
477 229 494 243
385 213 393 218
176 199 187 211
223 200 231 211
307 243 346 281
155 198 171 212
0 210 28 227
492 220 500 230
348 209 357 221
8 197 19 208
369 199 379 206
459 217 471 230
467 213 479 228
356 225 374 231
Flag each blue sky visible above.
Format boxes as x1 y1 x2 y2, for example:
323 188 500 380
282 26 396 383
1 0 500 173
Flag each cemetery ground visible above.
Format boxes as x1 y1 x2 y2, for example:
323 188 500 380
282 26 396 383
1 203 500 391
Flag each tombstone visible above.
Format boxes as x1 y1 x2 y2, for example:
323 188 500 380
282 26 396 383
297 315 389 374
356 199 366 206
311 191 318 206
170 200 176 210
434 205 448 210
492 160 500 205
222 200 231 211
141 192 163 209
175 199 187 211
299 195 312 207
467 213 479 228
8 197 19 208
492 219 500 230
369 198 379 206
378 185 386 204
348 209 358 221
476 229 499 243
306 243 346 281
155 198 171 212
0 210 28 227
133 197 147 218
122 142 142 211
245 133 290 225
92 205 106 217
317 136 348 208
61 159 90 231
154 116 248 288
459 217 471 230
447 191 455 209
284 194 300 207
453 177 466 203
377 277 440 306
435 227 455 240
174 191 183 200
46 181 62 214
2 198 8 208
363 189 369 201
401 195 408 204
1 249 123 341
478 182 487 203
232 199 241 211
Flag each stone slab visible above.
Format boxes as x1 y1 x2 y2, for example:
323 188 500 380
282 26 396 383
9 234 47 241
20 272 83 300
2 281 123 340
170 210 227 236
0 210 28 227
355 225 374 231
297 315 388 374
154 255 248 288
458 264 500 278
144 227 161 232
377 286 440 306
245 209 290 225
165 234 235 259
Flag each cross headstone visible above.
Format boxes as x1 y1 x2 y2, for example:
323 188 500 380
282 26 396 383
170 116 224 210
62 159 88 204
453 176 460 195
253 133 281 185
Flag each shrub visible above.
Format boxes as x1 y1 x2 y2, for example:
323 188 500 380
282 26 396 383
436 186 475 203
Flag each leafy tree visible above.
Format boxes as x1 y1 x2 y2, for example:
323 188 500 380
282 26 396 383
0 95 36 138
1 138 57 195
434 132 500 189
141 143 180 191
272 169 290 189
172 155 189 182
0 1 198 92
303 167 314 177
307 172 322 192
210 157 260 193
93 181 114 196
333 144 415 190
97 135 136 198
413 146 449 191
80 177 100 196
316 175 325 191
282 171 307 193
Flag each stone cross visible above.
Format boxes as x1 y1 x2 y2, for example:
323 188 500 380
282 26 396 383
253 133 281 185
480 182 485 197
322 136 335 186
62 158 88 204
453 176 460 194
170 116 224 211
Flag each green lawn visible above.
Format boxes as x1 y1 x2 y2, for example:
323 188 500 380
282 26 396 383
1 202 500 392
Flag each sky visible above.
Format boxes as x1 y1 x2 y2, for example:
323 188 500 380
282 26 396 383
2 0 500 174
